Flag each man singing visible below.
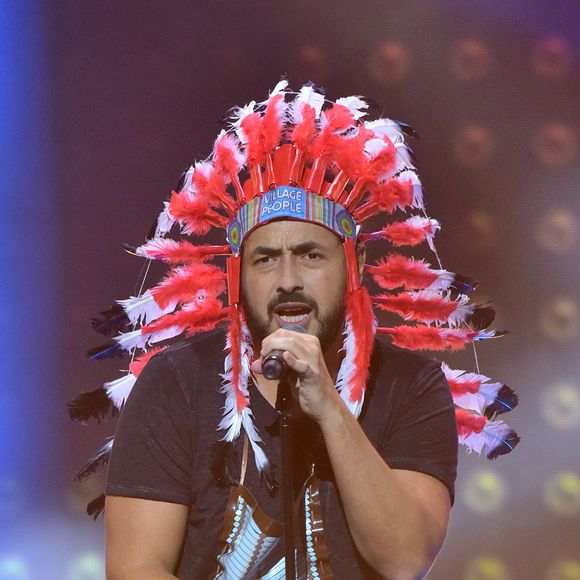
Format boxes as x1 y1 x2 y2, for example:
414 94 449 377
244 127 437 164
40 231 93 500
73 82 517 579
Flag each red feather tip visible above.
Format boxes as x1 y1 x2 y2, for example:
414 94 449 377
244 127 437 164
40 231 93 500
151 263 227 309
377 325 477 352
364 137 396 181
331 127 373 179
261 93 285 153
137 239 230 264
291 103 317 152
379 217 438 247
168 191 227 235
373 291 461 324
368 178 414 213
367 254 441 290
129 347 165 377
455 408 487 437
142 297 228 336
213 132 245 177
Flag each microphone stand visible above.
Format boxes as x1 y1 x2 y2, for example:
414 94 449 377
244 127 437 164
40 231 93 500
276 373 296 580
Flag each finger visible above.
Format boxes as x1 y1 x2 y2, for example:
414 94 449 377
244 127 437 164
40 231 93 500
251 358 263 374
282 350 310 376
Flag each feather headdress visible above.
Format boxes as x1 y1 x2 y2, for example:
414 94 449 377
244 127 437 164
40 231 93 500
71 82 519 515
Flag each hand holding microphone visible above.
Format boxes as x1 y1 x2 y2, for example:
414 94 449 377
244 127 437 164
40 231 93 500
261 324 306 380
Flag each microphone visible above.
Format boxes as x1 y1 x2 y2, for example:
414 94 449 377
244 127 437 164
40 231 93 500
262 324 306 380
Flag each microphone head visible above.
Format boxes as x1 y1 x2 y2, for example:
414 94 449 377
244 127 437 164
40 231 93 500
283 323 306 334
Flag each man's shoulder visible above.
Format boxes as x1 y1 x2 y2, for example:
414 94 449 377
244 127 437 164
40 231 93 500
151 328 227 367
371 336 442 380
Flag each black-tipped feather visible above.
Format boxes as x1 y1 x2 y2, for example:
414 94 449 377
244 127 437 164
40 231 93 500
450 274 479 296
87 493 106 520
487 430 520 459
74 439 114 481
469 306 496 330
91 303 130 337
485 385 519 418
67 387 113 423
86 341 126 361
209 441 236 488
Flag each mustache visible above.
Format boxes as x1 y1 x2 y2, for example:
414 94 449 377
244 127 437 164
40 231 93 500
267 292 318 317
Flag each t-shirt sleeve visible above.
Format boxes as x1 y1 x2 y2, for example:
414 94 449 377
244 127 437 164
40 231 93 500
381 359 458 505
105 352 193 505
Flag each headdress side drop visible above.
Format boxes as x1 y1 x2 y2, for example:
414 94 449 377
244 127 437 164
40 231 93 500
70 81 519 516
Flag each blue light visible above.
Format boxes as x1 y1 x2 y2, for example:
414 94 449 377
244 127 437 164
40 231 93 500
0 1 59 504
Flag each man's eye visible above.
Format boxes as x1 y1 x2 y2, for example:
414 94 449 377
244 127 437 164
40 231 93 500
305 252 321 260
255 256 273 264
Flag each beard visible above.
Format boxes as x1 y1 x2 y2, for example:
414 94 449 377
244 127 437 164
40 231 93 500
241 289 345 353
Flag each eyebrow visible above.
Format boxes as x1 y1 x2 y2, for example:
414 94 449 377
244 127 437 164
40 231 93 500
249 241 327 258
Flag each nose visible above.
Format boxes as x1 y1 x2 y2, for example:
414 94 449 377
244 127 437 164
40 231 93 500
276 256 303 295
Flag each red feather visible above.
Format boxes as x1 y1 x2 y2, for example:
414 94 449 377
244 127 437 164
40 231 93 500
137 239 230 264
291 103 317 152
142 297 228 336
213 132 245 177
331 127 372 179
309 103 354 161
345 287 375 404
365 137 397 181
379 217 438 247
192 163 235 215
261 93 285 154
240 112 266 166
367 254 440 290
151 263 226 309
129 347 165 377
377 325 478 351
168 191 227 235
229 307 249 412
448 378 482 396
368 178 413 213
455 408 487 437
373 292 459 324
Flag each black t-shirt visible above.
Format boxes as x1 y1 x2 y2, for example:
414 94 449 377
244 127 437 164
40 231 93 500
106 329 458 579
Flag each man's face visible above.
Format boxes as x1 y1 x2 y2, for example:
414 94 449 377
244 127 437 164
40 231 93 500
240 220 347 352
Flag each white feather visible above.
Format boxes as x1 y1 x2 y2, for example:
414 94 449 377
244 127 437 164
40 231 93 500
104 373 137 409
230 101 257 143
396 169 424 209
459 418 513 456
154 201 174 237
117 290 177 325
296 85 325 118
335 96 368 120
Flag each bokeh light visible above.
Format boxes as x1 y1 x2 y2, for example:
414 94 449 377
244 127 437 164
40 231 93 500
454 208 497 252
533 123 578 168
366 40 411 86
531 37 574 79
67 551 104 580
449 38 493 82
547 559 580 580
0 557 28 580
452 124 495 168
539 297 580 343
536 208 578 253
464 556 510 580
462 469 506 514
544 472 580 517
541 383 580 431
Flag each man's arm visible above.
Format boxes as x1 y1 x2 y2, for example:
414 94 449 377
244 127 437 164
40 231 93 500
319 404 450 579
105 496 189 580
253 329 453 579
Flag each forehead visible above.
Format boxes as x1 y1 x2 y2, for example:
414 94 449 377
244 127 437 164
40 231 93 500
242 219 343 252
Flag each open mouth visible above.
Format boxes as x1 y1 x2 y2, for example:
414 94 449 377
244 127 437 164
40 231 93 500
273 302 313 325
